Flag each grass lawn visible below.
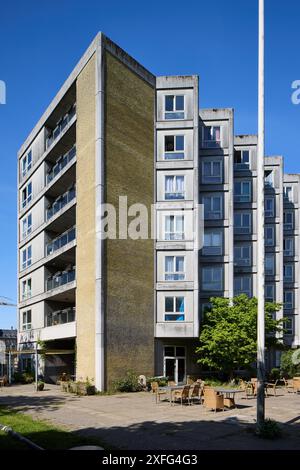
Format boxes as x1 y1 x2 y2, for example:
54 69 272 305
0 406 107 450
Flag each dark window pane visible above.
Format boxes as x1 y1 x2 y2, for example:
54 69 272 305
164 346 174 357
165 135 174 151
176 347 185 357
165 297 174 312
165 95 174 111
175 95 184 110
176 135 184 151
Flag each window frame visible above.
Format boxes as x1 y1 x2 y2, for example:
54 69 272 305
265 253 275 276
22 245 32 270
22 310 32 331
164 175 185 200
164 135 185 160
201 126 221 148
21 181 32 209
22 213 32 238
284 290 294 310
21 150 32 178
283 237 294 257
164 255 185 281
202 229 223 256
21 278 32 301
234 212 251 234
234 149 250 169
283 263 294 283
203 195 223 220
284 211 294 231
234 275 252 297
164 215 185 241
234 180 251 203
164 95 185 120
265 225 275 246
202 159 223 184
265 197 275 218
202 266 223 291
234 244 251 266
164 296 185 322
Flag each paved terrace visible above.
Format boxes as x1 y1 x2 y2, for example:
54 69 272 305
1 384 300 450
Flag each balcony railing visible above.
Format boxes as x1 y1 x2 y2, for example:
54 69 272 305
46 307 75 327
46 226 76 256
46 268 76 292
46 145 76 184
46 186 76 221
46 104 76 149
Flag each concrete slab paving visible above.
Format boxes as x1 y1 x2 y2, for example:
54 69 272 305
1 384 300 450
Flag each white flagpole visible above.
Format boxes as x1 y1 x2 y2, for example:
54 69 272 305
257 0 266 427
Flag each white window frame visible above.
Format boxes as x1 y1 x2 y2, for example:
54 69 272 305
202 229 223 256
202 159 222 184
202 266 223 291
284 291 294 310
203 195 223 220
265 226 275 246
265 197 275 218
164 256 185 281
201 126 221 148
234 181 251 203
22 310 32 331
164 175 185 200
234 212 251 234
164 296 185 322
22 245 32 270
22 278 32 300
234 244 251 266
283 237 294 257
234 276 252 297
164 95 185 120
234 149 250 169
21 181 32 209
22 213 32 238
164 135 185 160
21 150 32 177
283 316 294 335
284 211 293 231
164 215 185 241
284 186 293 202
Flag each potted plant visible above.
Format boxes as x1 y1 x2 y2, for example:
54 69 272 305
37 380 45 391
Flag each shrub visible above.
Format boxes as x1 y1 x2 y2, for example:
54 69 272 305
113 370 142 393
280 349 300 378
147 376 168 387
256 419 282 439
269 368 280 381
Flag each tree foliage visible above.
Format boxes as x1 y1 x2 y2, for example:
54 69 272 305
196 295 283 377
280 349 300 378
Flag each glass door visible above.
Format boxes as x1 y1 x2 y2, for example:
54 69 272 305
163 346 186 384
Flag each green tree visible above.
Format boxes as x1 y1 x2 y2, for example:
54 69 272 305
280 349 300 378
196 295 283 379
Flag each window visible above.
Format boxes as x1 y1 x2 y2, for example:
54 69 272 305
234 181 251 203
202 303 211 314
202 230 223 256
21 245 32 270
22 310 32 331
284 238 294 257
164 296 185 321
284 291 293 310
284 186 293 202
202 160 222 184
21 279 32 300
21 150 32 177
283 316 294 335
265 197 275 218
284 264 293 282
164 135 185 160
164 95 184 120
21 182 32 209
264 170 274 188
265 226 275 246
203 195 222 220
202 266 223 291
265 284 275 302
22 213 32 238
165 175 185 200
265 253 275 276
165 256 185 281
234 276 252 297
284 211 293 231
234 150 250 169
202 126 221 148
234 212 251 234
165 215 184 240
234 244 251 266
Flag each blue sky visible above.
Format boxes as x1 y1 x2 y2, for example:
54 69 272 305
0 0 299 328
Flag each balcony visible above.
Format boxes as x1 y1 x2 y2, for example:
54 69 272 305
46 307 75 327
46 268 76 292
46 146 76 185
46 226 75 257
46 186 76 221
46 104 76 150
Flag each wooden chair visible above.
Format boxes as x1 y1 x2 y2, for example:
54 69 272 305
190 383 202 405
265 380 279 397
203 387 224 412
293 377 300 393
239 378 254 398
172 385 190 406
151 381 167 404
282 378 293 393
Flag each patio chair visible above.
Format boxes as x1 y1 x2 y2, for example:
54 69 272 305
239 378 254 399
151 381 167 404
172 385 191 406
265 379 279 397
189 383 201 405
282 378 294 393
203 388 224 412
293 377 300 393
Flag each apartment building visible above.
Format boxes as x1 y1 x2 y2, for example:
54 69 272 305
17 33 300 389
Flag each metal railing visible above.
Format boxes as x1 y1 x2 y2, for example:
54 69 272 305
46 307 75 327
46 186 76 220
46 104 76 149
46 145 76 184
46 226 75 256
46 268 75 291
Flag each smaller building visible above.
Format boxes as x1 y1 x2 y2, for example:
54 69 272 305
0 328 17 376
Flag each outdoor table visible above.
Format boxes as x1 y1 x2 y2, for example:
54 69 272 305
214 388 243 409
159 385 184 405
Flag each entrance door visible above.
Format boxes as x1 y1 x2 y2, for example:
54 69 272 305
163 346 186 384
